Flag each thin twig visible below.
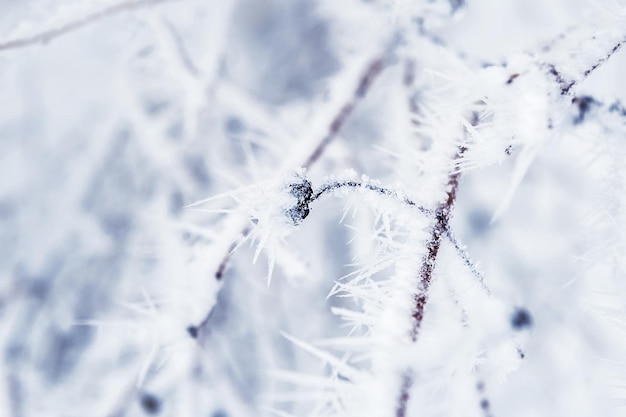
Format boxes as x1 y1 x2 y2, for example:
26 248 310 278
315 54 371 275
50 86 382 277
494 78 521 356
444 227 490 294
303 58 388 169
0 0 181 52
410 145 466 341
507 33 626 96
312 179 488 292
162 18 200 76
395 137 468 417
311 180 432 215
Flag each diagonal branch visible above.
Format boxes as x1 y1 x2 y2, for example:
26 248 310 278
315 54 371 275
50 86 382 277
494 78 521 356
0 0 181 52
395 139 468 416
303 58 387 169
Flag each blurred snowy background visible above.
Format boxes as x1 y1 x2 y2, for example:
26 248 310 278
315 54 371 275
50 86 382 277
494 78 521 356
2 0 626 416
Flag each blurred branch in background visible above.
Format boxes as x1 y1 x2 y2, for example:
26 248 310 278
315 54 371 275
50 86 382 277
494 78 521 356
0 0 181 51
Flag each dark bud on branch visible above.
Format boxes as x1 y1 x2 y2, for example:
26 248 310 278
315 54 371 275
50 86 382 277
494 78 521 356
187 325 199 339
140 393 162 414
511 307 533 330
285 178 313 226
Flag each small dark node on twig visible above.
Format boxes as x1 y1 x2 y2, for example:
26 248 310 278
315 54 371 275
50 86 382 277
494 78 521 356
481 61 500 69
475 378 494 417
140 393 161 414
480 399 490 411
511 307 533 330
517 348 526 359
215 234 246 282
215 255 232 281
572 95 600 124
449 0 466 13
505 73 519 85
337 373 351 382
504 145 514 156
609 100 626 117
187 325 199 339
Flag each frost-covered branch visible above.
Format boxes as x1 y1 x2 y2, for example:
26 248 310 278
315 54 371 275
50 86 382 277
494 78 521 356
506 18 626 96
310 179 432 216
395 141 467 417
189 55 391 338
444 227 489 294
